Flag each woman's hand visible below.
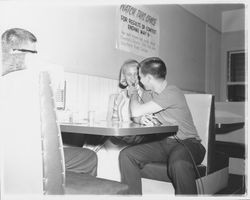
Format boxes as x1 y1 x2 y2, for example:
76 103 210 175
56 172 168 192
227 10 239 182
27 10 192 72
127 85 138 97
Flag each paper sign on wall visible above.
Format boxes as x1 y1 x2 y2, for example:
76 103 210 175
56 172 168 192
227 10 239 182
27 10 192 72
116 5 159 58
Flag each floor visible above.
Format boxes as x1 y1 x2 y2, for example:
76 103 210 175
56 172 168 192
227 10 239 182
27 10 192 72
215 174 245 195
61 133 247 196
214 140 246 195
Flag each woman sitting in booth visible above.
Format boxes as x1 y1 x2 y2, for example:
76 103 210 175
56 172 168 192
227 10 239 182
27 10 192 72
106 59 146 145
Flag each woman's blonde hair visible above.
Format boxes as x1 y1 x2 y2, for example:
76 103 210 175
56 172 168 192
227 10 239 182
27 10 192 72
118 59 140 89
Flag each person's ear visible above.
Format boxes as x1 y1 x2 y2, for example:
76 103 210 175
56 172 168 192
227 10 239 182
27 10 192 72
146 74 153 82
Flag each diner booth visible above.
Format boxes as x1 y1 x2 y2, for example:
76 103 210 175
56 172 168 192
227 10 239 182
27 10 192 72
1 66 230 196
1 70 129 195
0 2 246 198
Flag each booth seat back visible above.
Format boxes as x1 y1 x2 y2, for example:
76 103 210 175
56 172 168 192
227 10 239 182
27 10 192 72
2 70 65 195
1 70 129 195
141 94 216 182
141 94 230 194
39 71 66 194
185 94 215 172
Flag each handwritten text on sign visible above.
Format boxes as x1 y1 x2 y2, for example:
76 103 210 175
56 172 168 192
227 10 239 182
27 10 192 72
116 5 159 57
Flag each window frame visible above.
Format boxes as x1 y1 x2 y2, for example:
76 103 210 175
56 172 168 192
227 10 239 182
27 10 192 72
226 50 246 102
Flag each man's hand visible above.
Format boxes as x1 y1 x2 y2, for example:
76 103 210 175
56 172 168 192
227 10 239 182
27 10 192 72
140 114 162 126
140 115 154 126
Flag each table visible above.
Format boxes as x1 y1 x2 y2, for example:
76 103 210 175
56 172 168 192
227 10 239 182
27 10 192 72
215 110 244 134
215 107 245 175
60 120 178 136
60 120 178 181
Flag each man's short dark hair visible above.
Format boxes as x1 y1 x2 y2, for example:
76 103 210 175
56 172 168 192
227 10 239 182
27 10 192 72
140 57 167 79
1 28 37 52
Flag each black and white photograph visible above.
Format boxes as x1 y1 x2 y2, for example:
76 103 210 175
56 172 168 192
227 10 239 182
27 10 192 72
0 0 247 200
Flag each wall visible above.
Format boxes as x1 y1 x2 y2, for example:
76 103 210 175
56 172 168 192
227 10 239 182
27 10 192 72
218 9 245 176
222 9 245 33
205 25 221 101
181 4 222 32
220 8 245 101
0 3 206 92
0 3 141 79
181 6 246 101
220 31 245 101
181 4 223 100
151 5 206 92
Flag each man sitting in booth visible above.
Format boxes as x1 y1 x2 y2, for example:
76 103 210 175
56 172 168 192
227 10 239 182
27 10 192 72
1 28 97 176
119 57 206 194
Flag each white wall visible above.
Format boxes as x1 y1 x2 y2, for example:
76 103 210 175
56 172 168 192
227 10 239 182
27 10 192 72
0 4 141 79
222 9 245 33
181 4 222 31
205 25 221 101
0 3 207 92
219 8 245 101
152 5 206 92
220 30 245 101
181 5 246 100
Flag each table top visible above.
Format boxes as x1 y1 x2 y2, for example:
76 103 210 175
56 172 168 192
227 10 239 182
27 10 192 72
60 120 178 136
215 110 244 125
215 110 245 134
